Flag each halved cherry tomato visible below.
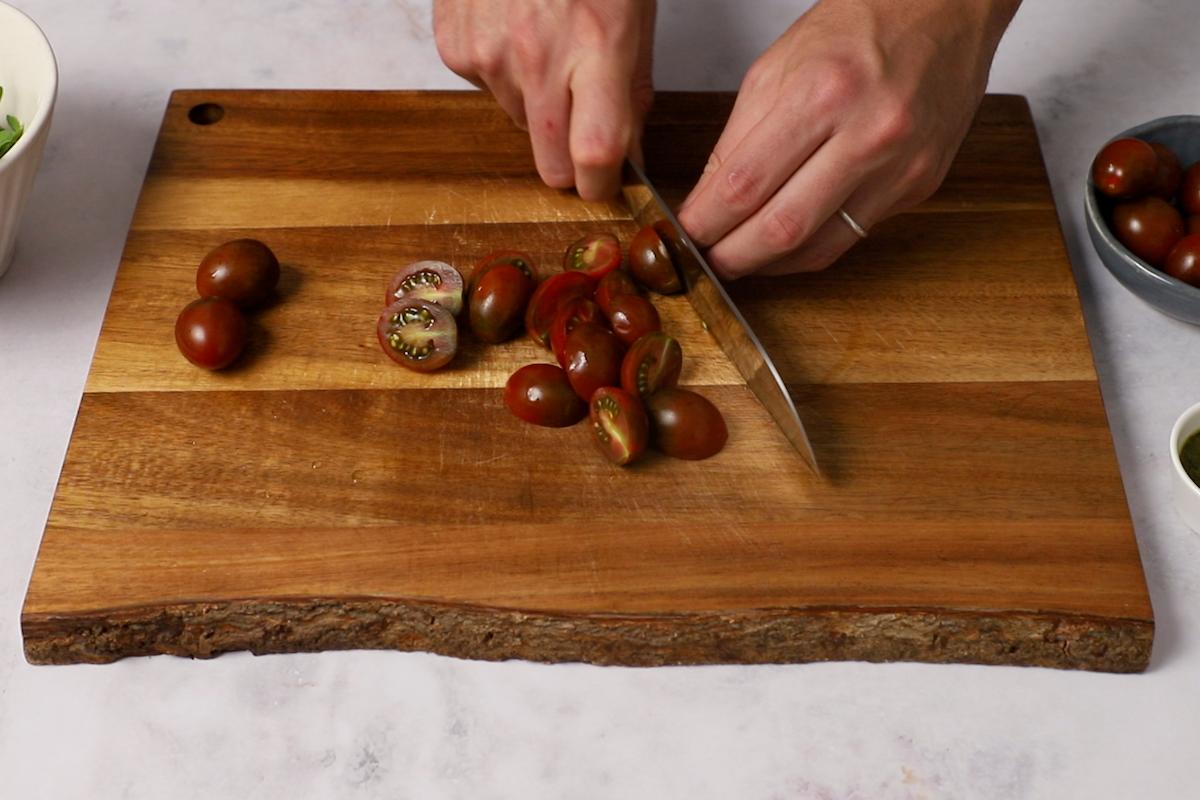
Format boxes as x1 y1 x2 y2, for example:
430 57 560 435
386 260 465 316
504 363 587 427
646 388 728 460
606 293 661 347
378 298 458 371
468 262 536 344
594 269 642 316
175 296 249 370
1110 196 1185 266
1149 143 1183 201
564 233 622 281
196 239 280 309
550 297 603 368
590 387 649 466
1164 234 1200 287
525 271 593 348
629 223 683 294
563 322 623 401
1092 138 1158 200
1182 163 1200 216
621 332 682 398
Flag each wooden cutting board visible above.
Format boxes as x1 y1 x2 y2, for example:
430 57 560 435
22 90 1153 672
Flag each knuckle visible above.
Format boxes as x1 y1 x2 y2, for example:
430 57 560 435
810 59 865 113
471 42 505 78
868 102 918 150
762 207 811 252
716 166 763 209
573 132 626 170
511 20 548 73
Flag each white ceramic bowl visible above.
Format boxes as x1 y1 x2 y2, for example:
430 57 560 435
0 2 57 278
1170 401 1200 535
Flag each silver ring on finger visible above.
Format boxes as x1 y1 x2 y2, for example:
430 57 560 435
837 207 868 239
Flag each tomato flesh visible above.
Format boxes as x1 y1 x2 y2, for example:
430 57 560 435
646 388 728 460
468 262 535 344
563 322 623 401
525 271 594 348
606 293 661 347
564 233 622 281
590 387 649 466
196 239 280 309
378 298 458 371
1110 196 1185 266
1091 138 1158 200
621 332 682 398
1164 233 1200 287
629 223 683 294
175 296 249 370
550 297 603 368
387 260 464 316
594 269 642 316
504 363 587 427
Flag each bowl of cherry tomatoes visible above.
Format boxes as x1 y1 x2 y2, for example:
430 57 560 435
1085 115 1200 324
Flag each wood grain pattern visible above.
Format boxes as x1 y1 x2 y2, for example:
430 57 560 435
22 91 1153 671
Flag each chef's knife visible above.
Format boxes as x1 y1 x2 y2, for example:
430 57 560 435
622 160 819 474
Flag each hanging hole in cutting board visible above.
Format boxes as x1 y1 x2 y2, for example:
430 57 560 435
188 103 225 126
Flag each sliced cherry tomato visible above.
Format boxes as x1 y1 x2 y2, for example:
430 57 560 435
621 332 683 398
525 270 593 348
468 263 535 344
550 297 603 368
590 387 649 466
646 388 728 460
386 260 464 316
1149 143 1183 201
629 223 683 294
1164 233 1200 287
175 296 249 370
564 232 622 281
606 293 661 347
504 363 587 427
594 269 642 316
1110 196 1185 266
473 250 537 285
563 322 623 401
378 298 458 371
1091 138 1158 200
1182 163 1200 216
196 239 280 309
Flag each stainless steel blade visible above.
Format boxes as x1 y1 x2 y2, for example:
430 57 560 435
622 161 819 474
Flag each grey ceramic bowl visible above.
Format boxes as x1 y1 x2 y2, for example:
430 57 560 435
1084 115 1200 325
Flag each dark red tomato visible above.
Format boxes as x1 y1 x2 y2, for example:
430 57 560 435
377 298 458 371
386 260 465 316
473 250 537 285
1189 216 1200 236
563 322 623 401
606 293 661 347
175 296 248 370
1110 196 1185 266
590 387 649 466
1182 163 1200 216
563 232 622 281
1164 234 1200 287
550 297 603 368
468 263 535 344
593 269 642 316
1149 143 1183 201
628 223 683 294
646 388 728 460
1091 138 1158 200
504 363 587 427
525 271 593 348
196 239 280 309
621 332 683 398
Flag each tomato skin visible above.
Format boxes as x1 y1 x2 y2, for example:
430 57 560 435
1110 196 1185 266
196 239 280 309
606 293 661 347
504 364 587 427
1182 163 1200 216
563 322 624 401
377 298 458 371
550 298 603 368
646 388 728 460
590 387 649 466
525 271 594 348
1149 143 1183 201
175 296 249 370
473 250 537 284
468 263 535 344
1188 216 1200 236
563 233 622 281
621 332 683 398
1164 234 1200 287
629 223 683 294
1091 138 1158 200
386 260 465 316
593 269 642 316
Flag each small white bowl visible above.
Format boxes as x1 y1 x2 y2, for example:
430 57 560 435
0 2 57 278
1170 401 1200 535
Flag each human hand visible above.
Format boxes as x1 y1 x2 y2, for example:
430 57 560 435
677 0 1021 279
433 0 657 201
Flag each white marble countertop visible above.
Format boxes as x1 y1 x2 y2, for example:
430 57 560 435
2 1 1198 796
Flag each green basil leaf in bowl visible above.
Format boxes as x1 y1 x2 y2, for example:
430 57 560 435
0 87 24 159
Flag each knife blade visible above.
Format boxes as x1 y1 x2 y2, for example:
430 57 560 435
622 160 819 474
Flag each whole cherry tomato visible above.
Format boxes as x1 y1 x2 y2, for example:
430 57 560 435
621 332 683 398
386 260 465 316
1164 234 1200 287
504 363 587 427
606 293 661 347
563 232 622 281
590 387 649 466
175 296 249 370
1188 216 1200 236
1110 196 1185 266
1182 162 1200 216
563 322 623 401
468 263 535 343
1091 138 1158 200
1149 143 1183 201
646 388 728 460
196 239 280 309
550 297 603 368
377 298 458 371
628 223 683 294
473 250 537 284
594 269 642 316
525 271 593 348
